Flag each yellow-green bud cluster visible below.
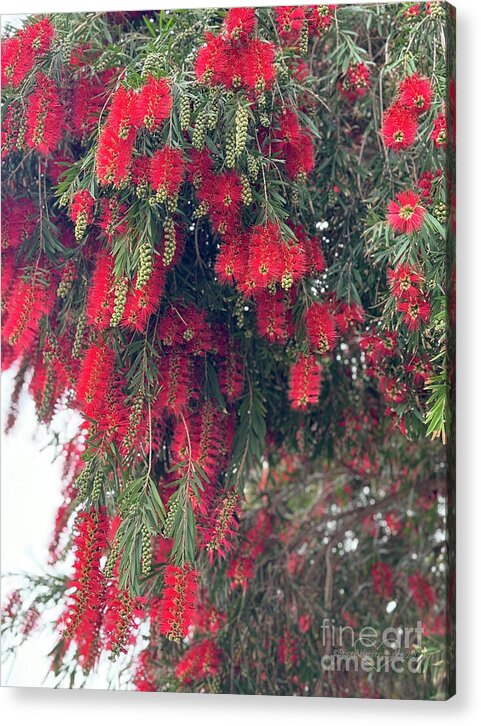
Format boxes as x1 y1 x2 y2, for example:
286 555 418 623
241 174 253 205
162 217 176 267
91 469 105 500
429 1 445 19
104 538 120 579
163 498 179 537
208 104 219 131
142 52 163 78
76 460 94 500
434 201 448 223
193 200 209 219
281 271 294 291
225 130 236 168
299 22 309 55
141 524 152 577
110 277 128 327
38 365 54 423
247 153 260 181
136 241 153 289
122 393 144 452
180 95 191 130
74 210 88 241
72 311 86 359
192 109 207 150
259 112 270 128
235 106 249 157
166 192 179 214
57 264 75 298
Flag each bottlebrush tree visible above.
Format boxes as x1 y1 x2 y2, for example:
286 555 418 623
1 3 455 699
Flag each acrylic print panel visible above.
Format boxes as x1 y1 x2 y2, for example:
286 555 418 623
1 2 455 699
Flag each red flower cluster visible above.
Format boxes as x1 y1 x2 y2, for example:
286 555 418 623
274 107 315 181
86 251 115 329
175 639 222 685
408 571 436 610
1 18 54 87
195 25 275 94
159 564 199 640
387 190 426 235
338 62 371 102
96 77 174 186
25 73 65 155
76 343 116 419
148 146 185 200
62 508 108 639
371 561 394 599
275 6 306 44
224 7 257 40
1 197 37 249
70 189 95 225
201 491 240 562
288 354 322 410
278 629 299 669
382 74 432 152
2 273 55 356
304 302 338 355
431 112 447 149
227 510 271 591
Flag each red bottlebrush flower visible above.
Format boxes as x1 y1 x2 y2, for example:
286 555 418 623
200 170 243 236
62 508 108 639
175 640 222 685
215 235 249 286
387 263 424 299
247 222 284 288
122 259 166 333
404 3 420 16
1 197 37 249
1 18 54 87
23 17 55 55
398 73 432 115
96 126 135 187
25 73 65 155
70 75 105 140
1 36 31 88
159 564 199 640
106 86 137 138
299 231 327 275
275 6 306 44
274 107 302 147
304 302 337 354
133 648 157 691
135 74 173 131
98 198 128 240
218 338 245 402
309 5 335 35
187 148 214 189
382 103 418 151
256 289 294 343
155 351 193 415
284 130 315 180
76 343 116 419
70 189 95 225
224 8 257 40
406 354 432 387
338 62 371 102
280 243 307 290
86 251 115 329
371 561 394 598
194 32 227 84
242 38 276 93
397 295 431 331
2 275 54 355
408 571 436 610
104 574 144 656
288 354 322 410
278 630 299 669
201 491 240 563
431 112 447 149
334 300 365 334
157 304 213 355
387 190 426 234
131 155 150 189
148 146 185 200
